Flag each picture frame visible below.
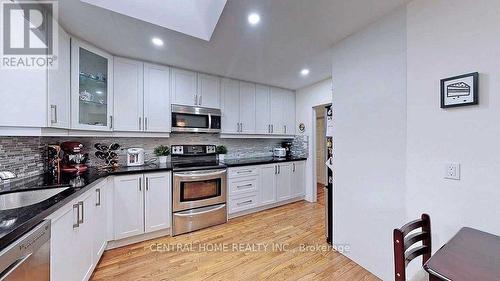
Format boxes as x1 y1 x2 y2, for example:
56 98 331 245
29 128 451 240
440 72 479 108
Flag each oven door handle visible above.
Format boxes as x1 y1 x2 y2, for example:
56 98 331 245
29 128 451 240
174 169 227 178
174 204 226 217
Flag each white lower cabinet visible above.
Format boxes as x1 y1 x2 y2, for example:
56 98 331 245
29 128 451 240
144 172 172 233
113 175 144 239
50 181 107 281
259 164 277 205
291 161 306 197
276 163 293 201
228 161 305 215
113 172 171 240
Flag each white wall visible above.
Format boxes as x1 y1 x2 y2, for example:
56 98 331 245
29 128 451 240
295 78 332 202
405 0 500 276
331 7 407 280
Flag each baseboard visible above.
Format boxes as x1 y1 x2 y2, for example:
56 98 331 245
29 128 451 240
228 196 305 219
106 228 171 250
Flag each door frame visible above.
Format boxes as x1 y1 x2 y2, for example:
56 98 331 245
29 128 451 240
310 103 331 202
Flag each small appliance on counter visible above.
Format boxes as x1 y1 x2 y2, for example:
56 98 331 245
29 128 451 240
60 141 89 174
273 147 287 158
127 148 145 166
281 141 293 157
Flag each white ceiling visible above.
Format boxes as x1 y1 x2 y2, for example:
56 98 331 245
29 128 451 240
79 0 227 41
58 0 410 90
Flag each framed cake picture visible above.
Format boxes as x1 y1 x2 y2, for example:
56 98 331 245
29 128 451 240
441 72 479 108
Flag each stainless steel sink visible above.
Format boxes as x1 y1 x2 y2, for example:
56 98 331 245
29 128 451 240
0 187 71 210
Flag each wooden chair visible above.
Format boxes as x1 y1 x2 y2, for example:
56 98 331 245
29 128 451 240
393 214 432 281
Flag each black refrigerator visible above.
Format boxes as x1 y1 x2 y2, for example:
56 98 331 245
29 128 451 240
325 105 333 244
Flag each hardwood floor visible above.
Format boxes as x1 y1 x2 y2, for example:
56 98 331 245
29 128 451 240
91 199 379 281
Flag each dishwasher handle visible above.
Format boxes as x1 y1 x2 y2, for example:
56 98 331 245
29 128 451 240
0 220 51 279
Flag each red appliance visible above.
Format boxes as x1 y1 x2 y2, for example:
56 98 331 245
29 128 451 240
60 142 89 174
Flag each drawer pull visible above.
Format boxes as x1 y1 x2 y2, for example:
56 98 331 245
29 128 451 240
237 170 253 174
237 200 253 206
236 184 253 189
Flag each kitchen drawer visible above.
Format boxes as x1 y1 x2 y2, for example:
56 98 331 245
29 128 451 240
228 166 259 178
229 176 258 196
228 192 259 214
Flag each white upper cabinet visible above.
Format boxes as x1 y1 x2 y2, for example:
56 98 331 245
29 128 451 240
171 68 197 107
113 57 144 132
221 78 240 134
144 63 171 132
47 24 71 129
284 89 296 135
71 39 114 131
239 82 256 134
197 73 220 109
270 87 286 135
255 85 271 134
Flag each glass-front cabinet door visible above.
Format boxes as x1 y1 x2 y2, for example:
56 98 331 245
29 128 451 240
71 39 113 131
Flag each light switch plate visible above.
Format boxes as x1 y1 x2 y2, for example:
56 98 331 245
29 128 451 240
445 163 460 180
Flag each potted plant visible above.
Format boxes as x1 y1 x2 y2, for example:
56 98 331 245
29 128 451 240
216 145 227 161
154 145 170 164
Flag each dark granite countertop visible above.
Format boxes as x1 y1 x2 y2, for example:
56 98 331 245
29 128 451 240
223 156 307 167
0 156 306 251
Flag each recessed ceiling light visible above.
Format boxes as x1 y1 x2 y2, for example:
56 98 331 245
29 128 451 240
95 91 103 95
151 37 164 47
300 69 310 76
248 13 260 25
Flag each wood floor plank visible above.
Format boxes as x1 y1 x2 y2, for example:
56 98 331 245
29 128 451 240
91 197 379 281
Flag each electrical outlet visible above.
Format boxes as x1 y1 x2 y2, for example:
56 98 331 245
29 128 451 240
445 163 460 180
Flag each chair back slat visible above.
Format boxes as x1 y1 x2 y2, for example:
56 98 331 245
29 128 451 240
393 214 432 281
405 245 430 266
404 231 429 251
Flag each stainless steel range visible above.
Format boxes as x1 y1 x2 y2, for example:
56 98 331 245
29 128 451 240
171 145 227 236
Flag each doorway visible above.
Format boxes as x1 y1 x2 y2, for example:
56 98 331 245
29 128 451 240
314 105 327 205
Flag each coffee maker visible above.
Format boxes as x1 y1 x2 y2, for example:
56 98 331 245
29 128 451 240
281 141 293 157
60 141 89 174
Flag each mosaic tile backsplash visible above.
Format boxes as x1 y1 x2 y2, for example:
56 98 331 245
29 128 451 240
0 135 309 178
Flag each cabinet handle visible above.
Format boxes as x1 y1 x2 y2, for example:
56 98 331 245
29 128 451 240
110 115 113 129
145 117 148 131
72 203 79 228
237 184 253 189
96 188 101 206
194 94 198 105
237 169 252 174
237 200 253 206
50 105 57 124
274 165 277 175
78 201 84 224
199 95 202 105
293 163 295 172
146 177 149 191
241 123 243 132
284 125 287 134
278 165 280 174
139 117 142 130
268 124 271 133
139 177 142 191
271 124 274 133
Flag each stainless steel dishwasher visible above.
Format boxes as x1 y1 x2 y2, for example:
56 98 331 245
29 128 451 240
0 220 50 281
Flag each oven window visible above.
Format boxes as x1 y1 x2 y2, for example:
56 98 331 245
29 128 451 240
172 113 209 128
180 179 221 202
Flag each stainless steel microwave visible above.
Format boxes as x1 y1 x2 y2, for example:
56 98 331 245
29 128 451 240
171 105 221 133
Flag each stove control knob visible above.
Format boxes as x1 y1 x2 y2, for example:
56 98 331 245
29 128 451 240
206 145 216 154
172 146 183 154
